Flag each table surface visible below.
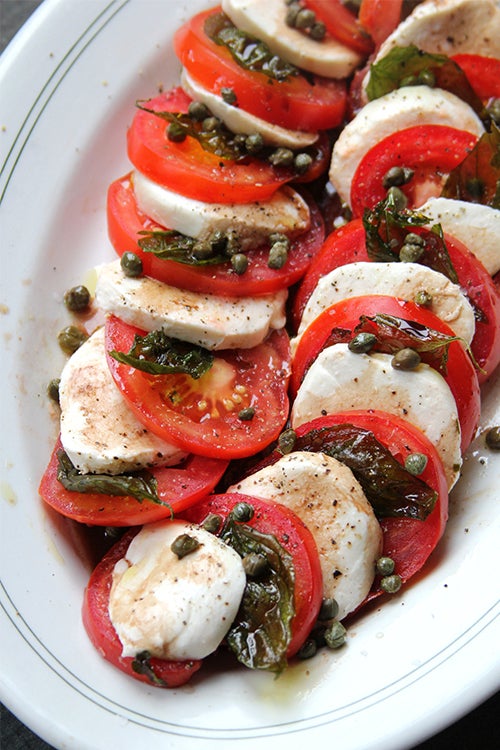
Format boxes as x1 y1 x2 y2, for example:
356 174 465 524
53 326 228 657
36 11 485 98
1 1 499 748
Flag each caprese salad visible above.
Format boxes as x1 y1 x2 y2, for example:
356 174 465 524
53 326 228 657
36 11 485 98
39 0 500 688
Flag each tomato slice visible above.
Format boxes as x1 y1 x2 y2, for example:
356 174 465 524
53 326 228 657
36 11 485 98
182 492 323 660
105 316 291 460
286 410 449 601
304 0 373 55
290 295 481 453
39 436 228 526
350 125 479 217
107 173 325 297
174 8 347 133
359 0 403 48
451 54 500 100
127 88 293 204
82 528 203 687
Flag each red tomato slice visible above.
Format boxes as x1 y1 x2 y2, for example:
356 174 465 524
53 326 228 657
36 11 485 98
127 88 292 204
82 528 203 687
39 436 228 527
292 219 500 383
451 54 500 100
289 410 449 601
290 295 481 453
174 8 347 132
350 125 479 217
107 173 325 297
105 316 291 460
303 0 373 55
359 0 403 48
182 492 323 659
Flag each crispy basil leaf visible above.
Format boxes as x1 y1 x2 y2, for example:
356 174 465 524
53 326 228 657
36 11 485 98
441 125 500 208
366 45 487 121
292 424 438 521
110 330 214 378
138 230 229 266
221 517 295 672
56 450 171 509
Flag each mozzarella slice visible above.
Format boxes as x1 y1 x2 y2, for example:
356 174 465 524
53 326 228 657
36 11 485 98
109 519 246 660
229 451 383 621
181 68 318 149
295 261 476 347
329 86 484 206
221 0 363 78
59 327 186 475
291 343 462 489
95 259 287 350
373 0 500 63
133 170 311 252
419 198 500 276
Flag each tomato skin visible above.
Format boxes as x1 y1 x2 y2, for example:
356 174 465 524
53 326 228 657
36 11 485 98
290 295 481 453
105 316 291 460
451 54 500 100
38 436 228 527
107 173 325 297
359 0 403 48
304 0 373 55
174 8 347 132
350 125 479 217
289 411 449 600
182 492 323 658
82 529 203 687
127 88 291 204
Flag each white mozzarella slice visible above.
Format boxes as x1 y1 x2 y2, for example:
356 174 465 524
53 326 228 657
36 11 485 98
291 343 462 489
133 170 310 252
95 259 287 350
329 86 484 206
295 261 476 346
419 198 500 276
109 519 246 660
373 0 500 63
229 451 382 621
180 68 318 148
59 327 186 475
221 0 363 78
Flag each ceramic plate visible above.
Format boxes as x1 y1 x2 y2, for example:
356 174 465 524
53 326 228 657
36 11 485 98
1 2 499 748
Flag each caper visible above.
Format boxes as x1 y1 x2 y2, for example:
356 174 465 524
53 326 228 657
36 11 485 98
380 574 402 594
348 331 378 354
221 87 237 105
405 232 425 247
245 132 264 154
485 426 500 451
188 100 210 121
202 116 220 132
391 347 421 370
382 166 414 189
376 556 395 576
242 552 269 578
405 452 428 475
309 21 326 40
167 121 186 142
192 240 213 260
225 230 241 255
202 513 223 534
170 533 200 559
269 147 294 167
386 186 408 210
324 620 347 649
47 378 60 404
294 152 313 174
417 69 436 87
232 501 255 522
120 251 143 277
295 8 316 29
231 253 248 275
297 638 317 660
268 241 288 269
269 232 289 247
278 427 296 454
64 284 91 312
414 289 433 307
318 597 339 621
238 405 255 421
285 2 301 27
399 242 425 263
57 325 88 354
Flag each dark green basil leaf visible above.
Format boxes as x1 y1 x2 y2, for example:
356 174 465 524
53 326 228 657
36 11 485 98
131 651 168 686
110 330 214 378
441 124 500 208
138 230 228 266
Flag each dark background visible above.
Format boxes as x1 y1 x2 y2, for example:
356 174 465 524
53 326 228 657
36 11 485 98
0 1 498 748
